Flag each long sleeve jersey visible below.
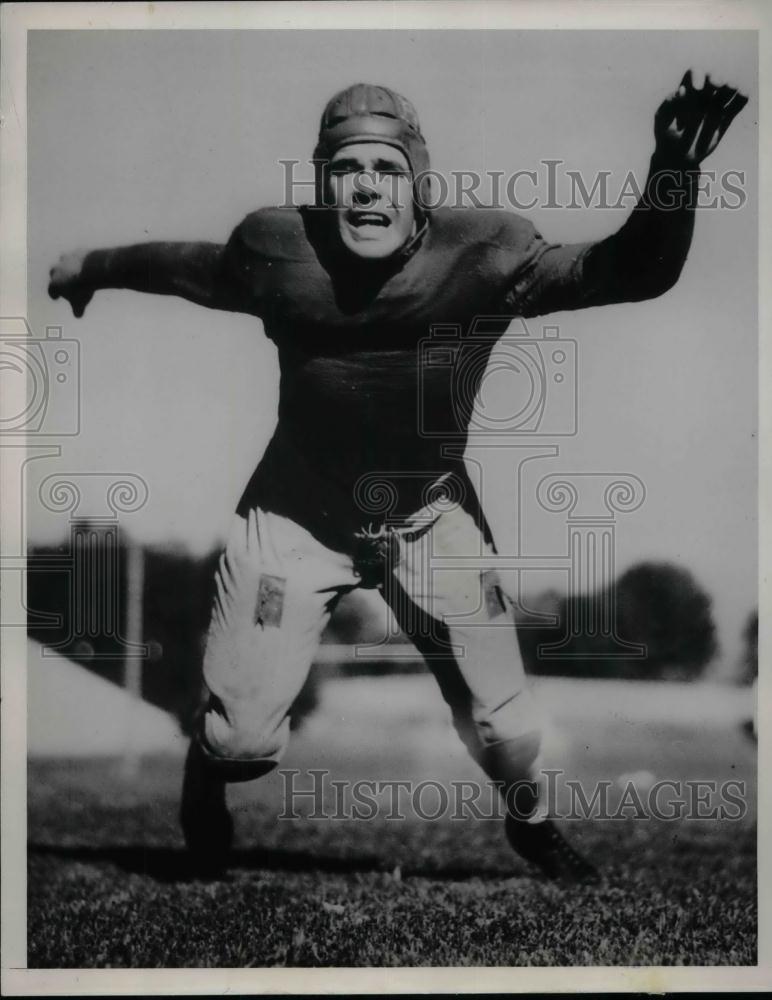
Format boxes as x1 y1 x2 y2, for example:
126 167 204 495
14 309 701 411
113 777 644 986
222 153 697 547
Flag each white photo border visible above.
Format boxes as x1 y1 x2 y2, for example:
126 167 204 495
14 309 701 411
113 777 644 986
1 0 769 994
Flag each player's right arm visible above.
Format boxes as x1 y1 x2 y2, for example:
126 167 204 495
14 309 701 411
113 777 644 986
48 235 254 318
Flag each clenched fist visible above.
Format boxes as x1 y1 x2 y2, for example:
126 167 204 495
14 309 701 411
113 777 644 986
654 69 748 165
48 251 93 318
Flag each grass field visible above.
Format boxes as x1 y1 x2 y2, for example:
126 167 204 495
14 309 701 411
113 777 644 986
27 676 756 968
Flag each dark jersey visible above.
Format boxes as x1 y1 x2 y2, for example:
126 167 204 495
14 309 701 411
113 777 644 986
224 162 695 546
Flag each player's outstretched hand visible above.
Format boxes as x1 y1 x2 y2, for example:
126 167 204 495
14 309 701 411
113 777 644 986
48 251 94 318
654 69 748 165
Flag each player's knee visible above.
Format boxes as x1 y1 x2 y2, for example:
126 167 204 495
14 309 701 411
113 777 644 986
481 730 542 782
202 708 290 775
450 716 542 783
471 695 542 776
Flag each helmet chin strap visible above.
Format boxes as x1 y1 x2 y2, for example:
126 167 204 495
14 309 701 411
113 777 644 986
397 215 428 262
301 185 428 272
349 212 428 267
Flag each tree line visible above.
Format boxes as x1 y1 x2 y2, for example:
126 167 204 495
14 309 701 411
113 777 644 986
27 521 740 732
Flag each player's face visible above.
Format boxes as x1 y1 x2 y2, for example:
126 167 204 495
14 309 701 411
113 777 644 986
327 143 416 260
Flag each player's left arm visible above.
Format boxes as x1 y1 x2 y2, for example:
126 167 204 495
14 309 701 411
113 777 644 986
515 70 749 315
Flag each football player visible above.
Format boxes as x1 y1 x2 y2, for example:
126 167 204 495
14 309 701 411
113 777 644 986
49 71 747 881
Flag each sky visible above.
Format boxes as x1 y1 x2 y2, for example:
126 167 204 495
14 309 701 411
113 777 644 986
24 29 758 668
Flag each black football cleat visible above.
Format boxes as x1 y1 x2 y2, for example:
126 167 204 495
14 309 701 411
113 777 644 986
505 815 600 884
180 739 233 878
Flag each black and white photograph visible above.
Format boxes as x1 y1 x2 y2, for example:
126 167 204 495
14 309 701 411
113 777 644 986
0 0 768 992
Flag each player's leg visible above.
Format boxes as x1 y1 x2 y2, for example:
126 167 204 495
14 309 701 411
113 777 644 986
383 507 542 805
385 500 598 882
181 507 357 872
